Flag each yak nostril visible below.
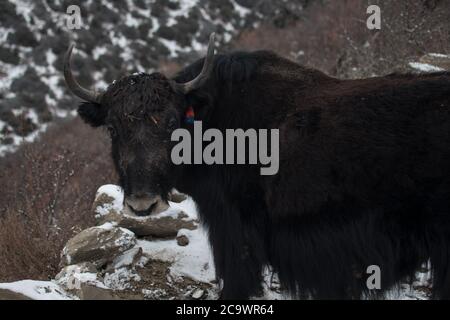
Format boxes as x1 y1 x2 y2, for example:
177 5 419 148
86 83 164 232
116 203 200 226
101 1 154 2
148 201 158 213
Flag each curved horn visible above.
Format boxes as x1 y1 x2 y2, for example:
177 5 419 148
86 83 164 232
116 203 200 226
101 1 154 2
177 33 216 93
64 43 100 103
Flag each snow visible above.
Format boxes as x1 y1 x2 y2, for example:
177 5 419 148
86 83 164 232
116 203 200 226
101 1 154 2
0 27 13 42
125 13 140 28
104 267 141 290
95 184 125 216
409 62 445 72
0 62 27 94
92 46 108 60
159 38 186 58
138 227 215 284
97 222 117 231
429 53 450 59
0 280 72 300
114 227 136 246
169 193 199 220
231 0 251 18
56 264 108 291
112 247 141 269
166 0 199 27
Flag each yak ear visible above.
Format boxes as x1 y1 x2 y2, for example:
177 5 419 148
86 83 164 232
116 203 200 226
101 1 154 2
77 102 108 127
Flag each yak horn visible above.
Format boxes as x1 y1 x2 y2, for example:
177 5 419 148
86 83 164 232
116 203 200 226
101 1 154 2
64 43 100 103
176 33 216 93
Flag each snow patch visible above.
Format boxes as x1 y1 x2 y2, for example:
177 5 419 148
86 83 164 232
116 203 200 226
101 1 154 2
0 280 71 300
409 62 445 72
138 226 215 284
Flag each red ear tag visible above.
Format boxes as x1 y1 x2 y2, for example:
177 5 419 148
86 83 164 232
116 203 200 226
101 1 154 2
185 106 195 124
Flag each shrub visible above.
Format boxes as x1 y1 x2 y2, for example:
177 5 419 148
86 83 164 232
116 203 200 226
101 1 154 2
0 118 116 282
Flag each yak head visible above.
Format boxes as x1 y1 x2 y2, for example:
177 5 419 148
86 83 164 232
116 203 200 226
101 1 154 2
64 34 216 216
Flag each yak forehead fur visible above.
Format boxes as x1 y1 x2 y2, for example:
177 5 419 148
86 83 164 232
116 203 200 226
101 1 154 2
103 72 177 119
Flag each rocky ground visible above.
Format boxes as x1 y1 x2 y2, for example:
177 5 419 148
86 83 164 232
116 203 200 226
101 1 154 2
0 184 435 300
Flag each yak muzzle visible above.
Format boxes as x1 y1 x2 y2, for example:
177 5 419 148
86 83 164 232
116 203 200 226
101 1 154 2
124 193 169 216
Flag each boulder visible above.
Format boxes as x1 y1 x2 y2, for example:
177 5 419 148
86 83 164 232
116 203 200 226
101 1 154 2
98 210 197 238
61 223 136 267
76 283 119 300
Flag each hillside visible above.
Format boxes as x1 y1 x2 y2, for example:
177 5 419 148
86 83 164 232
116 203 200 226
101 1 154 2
0 0 307 155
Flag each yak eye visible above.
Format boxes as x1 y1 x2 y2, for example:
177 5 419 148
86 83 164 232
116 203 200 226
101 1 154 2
107 125 117 137
167 117 178 131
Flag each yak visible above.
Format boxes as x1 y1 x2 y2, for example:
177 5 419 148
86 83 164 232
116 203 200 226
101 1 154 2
64 34 450 299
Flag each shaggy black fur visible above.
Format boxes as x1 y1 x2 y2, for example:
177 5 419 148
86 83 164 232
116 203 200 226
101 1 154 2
78 50 450 299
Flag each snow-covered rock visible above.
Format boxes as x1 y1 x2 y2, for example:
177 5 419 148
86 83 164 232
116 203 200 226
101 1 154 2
43 184 217 300
94 185 197 237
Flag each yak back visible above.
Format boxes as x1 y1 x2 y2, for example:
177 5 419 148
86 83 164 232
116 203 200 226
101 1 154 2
175 50 450 218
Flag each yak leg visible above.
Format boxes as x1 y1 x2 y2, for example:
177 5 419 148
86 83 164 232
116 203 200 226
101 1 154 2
203 200 267 300
428 180 450 299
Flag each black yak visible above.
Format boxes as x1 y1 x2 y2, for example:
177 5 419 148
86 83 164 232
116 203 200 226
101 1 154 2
64 34 450 299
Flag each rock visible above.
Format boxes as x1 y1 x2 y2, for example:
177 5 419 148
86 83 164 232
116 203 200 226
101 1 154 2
177 235 190 247
108 211 197 238
0 288 31 300
0 47 20 65
77 283 119 300
61 224 136 267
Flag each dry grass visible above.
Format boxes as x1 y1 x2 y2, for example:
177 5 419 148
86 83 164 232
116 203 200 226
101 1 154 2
0 118 116 282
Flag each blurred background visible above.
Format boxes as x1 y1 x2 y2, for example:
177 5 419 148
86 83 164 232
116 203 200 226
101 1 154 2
0 0 449 283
